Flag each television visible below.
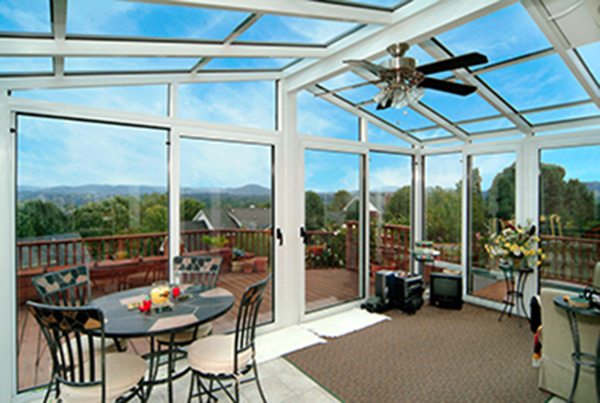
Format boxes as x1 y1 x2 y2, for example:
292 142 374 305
430 272 462 309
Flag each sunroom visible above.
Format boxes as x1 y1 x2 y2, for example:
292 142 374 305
1 0 599 401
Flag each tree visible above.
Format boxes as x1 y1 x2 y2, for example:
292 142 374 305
329 190 352 212
305 191 325 230
141 204 168 233
17 200 69 238
383 186 410 225
425 185 461 243
181 198 205 222
486 163 515 221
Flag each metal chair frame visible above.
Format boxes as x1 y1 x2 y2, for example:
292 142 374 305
32 265 92 307
188 274 270 403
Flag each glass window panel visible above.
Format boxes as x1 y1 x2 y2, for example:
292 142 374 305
202 58 297 69
460 118 516 134
180 138 274 331
411 127 454 141
179 81 275 131
539 144 600 285
12 85 168 116
362 104 435 131
319 72 379 104
236 14 359 45
16 115 167 391
525 103 600 125
67 0 248 40
367 123 411 147
480 54 589 110
305 150 363 312
0 57 52 74
468 152 516 302
577 41 600 85
420 86 498 121
316 0 408 9
369 152 412 276
298 91 358 140
65 57 198 72
0 0 50 32
425 153 462 268
438 3 551 67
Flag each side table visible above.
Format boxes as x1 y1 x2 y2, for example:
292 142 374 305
553 296 600 403
498 262 533 325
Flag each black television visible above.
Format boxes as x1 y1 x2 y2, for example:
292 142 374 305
430 272 462 309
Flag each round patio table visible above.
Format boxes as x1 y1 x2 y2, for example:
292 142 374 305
90 286 234 402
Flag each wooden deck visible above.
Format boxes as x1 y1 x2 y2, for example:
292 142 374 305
17 268 363 392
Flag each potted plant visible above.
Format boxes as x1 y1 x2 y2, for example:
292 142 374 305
254 256 268 273
202 235 228 250
231 248 247 273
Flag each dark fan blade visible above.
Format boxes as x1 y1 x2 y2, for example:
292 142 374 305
416 52 488 75
418 78 477 96
344 59 387 77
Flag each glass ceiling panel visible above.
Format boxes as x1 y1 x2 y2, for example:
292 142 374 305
367 123 411 147
65 57 198 72
437 3 551 67
67 0 248 40
460 117 515 134
410 127 454 141
480 54 590 111
0 0 50 33
315 0 409 10
236 14 359 45
524 103 600 125
362 104 435 131
577 41 600 86
420 83 498 121
298 91 358 140
202 58 297 70
0 57 52 74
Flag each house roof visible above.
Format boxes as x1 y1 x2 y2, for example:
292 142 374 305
192 207 271 230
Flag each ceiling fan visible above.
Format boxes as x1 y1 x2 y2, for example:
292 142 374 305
319 43 488 110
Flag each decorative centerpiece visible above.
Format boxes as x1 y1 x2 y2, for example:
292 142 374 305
137 281 181 312
484 219 546 269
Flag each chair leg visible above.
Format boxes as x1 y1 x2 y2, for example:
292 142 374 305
187 372 195 403
253 361 267 402
43 374 55 403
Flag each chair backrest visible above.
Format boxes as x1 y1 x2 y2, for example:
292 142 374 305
32 265 92 306
26 301 107 401
174 256 222 291
234 274 271 371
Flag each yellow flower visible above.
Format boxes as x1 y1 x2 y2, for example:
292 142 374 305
541 254 546 260
537 261 542 266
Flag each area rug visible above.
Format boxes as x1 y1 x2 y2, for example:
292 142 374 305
301 307 390 338
255 325 326 363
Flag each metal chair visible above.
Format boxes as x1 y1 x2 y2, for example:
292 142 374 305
187 274 271 402
155 256 223 346
27 301 147 403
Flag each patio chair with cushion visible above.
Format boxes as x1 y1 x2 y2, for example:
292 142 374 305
27 301 147 403
155 256 222 347
187 274 271 402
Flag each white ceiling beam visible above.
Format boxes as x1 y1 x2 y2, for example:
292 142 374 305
123 0 392 24
522 0 600 108
285 0 510 92
306 85 420 146
419 39 532 135
409 102 469 141
0 38 327 58
0 70 280 91
51 0 67 77
533 115 600 134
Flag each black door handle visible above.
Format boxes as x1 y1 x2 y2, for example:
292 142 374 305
276 228 283 246
300 227 307 244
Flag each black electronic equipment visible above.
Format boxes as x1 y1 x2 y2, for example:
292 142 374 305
430 272 463 309
393 273 424 314
375 270 396 307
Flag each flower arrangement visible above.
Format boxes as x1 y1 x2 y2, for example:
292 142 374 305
484 219 546 268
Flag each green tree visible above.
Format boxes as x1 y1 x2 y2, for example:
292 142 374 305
181 197 205 221
426 185 461 243
383 186 410 225
329 190 352 212
141 204 168 233
305 191 325 230
17 200 69 238
486 163 515 221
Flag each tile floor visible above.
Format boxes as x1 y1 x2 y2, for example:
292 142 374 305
19 357 339 402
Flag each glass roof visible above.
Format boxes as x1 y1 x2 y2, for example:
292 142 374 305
315 0 410 10
65 57 199 72
437 3 551 67
0 57 52 74
367 123 411 147
420 84 498 121
67 0 249 40
577 41 600 86
362 104 435 131
202 58 297 70
525 103 600 125
235 14 361 45
0 0 50 33
460 118 516 134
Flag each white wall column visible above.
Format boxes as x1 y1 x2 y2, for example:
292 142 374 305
168 83 180 282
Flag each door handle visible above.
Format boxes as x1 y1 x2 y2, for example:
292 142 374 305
276 228 283 246
300 227 307 244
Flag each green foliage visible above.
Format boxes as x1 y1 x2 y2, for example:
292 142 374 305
141 204 168 233
181 197 205 222
425 185 461 244
305 190 325 230
486 163 515 220
383 186 410 225
17 200 69 238
202 235 228 248
329 190 352 212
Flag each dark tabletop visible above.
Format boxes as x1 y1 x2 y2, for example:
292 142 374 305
90 286 234 338
553 295 600 318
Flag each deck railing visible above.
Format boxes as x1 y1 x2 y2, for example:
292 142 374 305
539 234 600 285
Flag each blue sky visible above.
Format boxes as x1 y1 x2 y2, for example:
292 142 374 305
3 1 600 193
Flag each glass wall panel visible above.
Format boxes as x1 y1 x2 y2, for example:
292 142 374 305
305 150 363 312
16 115 167 392
468 153 516 301
539 144 600 286
179 138 274 332
367 123 411 147
369 152 412 277
297 91 359 140
179 81 276 131
425 153 462 278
